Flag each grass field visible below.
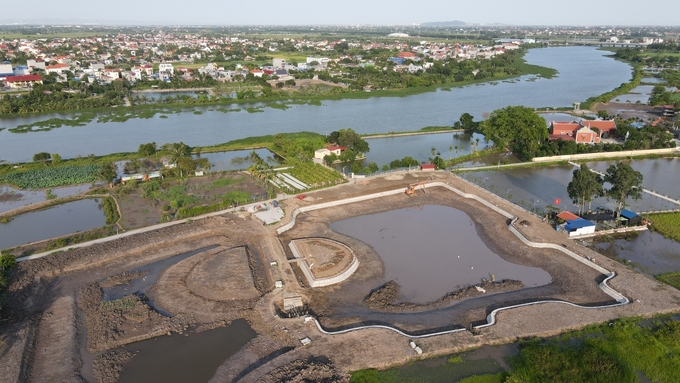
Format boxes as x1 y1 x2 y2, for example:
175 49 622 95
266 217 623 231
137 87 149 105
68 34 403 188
645 212 680 242
351 316 680 383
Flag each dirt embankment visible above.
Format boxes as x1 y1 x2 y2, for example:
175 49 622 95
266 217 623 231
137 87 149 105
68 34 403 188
364 279 525 312
255 356 350 383
78 282 194 353
92 350 136 383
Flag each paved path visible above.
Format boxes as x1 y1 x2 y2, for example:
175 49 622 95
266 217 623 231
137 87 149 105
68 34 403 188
17 199 275 263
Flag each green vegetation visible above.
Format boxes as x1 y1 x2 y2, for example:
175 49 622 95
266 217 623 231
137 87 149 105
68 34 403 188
458 373 508 383
0 164 100 188
37 226 118 253
567 164 604 215
645 212 680 242
100 297 137 310
0 252 17 311
351 317 680 383
479 106 548 161
604 163 643 213
285 162 345 187
580 65 642 110
656 271 680 291
101 197 119 225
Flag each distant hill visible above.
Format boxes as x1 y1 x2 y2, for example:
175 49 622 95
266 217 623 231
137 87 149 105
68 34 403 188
420 20 468 27
420 20 508 27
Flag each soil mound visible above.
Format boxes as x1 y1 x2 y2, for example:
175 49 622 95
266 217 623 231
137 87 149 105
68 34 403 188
186 247 260 301
257 356 349 383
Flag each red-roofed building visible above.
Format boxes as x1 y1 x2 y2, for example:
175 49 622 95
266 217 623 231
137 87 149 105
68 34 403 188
45 63 70 74
557 211 580 221
549 119 616 144
4 74 42 88
420 163 436 171
397 51 416 59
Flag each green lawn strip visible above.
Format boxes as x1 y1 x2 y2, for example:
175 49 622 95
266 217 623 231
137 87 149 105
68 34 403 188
656 272 680 291
645 212 680 243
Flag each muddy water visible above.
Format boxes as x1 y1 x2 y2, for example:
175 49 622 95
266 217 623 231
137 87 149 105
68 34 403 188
590 230 680 275
331 205 552 303
102 246 218 314
117 319 256 383
0 184 92 214
390 343 518 382
0 198 106 249
586 158 680 203
462 165 680 214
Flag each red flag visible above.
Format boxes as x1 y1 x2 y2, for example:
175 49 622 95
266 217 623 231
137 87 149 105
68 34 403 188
553 198 561 205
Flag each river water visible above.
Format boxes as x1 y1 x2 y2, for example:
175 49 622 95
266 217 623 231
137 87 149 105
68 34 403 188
331 205 552 303
0 46 632 162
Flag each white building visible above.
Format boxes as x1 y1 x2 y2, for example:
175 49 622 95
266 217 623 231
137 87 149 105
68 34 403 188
273 58 287 68
158 63 174 75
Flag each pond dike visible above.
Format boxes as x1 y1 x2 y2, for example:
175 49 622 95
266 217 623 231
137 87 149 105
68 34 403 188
279 181 629 338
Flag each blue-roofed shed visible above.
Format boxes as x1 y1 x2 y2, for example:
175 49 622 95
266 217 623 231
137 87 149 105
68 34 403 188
620 209 642 225
564 218 596 237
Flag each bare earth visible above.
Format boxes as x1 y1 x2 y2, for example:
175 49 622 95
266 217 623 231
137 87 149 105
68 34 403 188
1 171 680 383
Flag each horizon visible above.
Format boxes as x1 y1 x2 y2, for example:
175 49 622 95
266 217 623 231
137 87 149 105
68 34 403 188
0 0 678 28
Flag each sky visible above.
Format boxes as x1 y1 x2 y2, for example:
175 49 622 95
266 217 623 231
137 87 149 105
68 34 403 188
3 0 679 26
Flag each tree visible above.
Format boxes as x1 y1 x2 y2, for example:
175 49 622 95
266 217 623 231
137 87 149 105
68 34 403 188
177 156 196 177
327 131 340 144
163 142 191 164
479 106 548 161
51 153 62 165
604 162 643 214
567 164 604 215
138 142 158 157
459 113 477 134
337 128 370 154
97 162 118 185
33 152 51 164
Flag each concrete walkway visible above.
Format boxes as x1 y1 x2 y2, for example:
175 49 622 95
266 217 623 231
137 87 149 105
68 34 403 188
17 199 274 263
284 181 629 338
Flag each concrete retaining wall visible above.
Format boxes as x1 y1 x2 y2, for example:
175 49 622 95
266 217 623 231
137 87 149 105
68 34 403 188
297 181 630 338
531 147 679 163
288 239 360 288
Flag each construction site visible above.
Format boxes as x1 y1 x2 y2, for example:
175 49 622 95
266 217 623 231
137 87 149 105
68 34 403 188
1 170 680 383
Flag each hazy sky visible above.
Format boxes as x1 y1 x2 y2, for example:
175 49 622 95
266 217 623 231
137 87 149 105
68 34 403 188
8 0 680 26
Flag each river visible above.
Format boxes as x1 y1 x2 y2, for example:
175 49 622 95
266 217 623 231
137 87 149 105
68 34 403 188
0 46 632 162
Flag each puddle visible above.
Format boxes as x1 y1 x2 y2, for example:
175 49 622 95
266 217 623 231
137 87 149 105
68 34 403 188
385 343 518 383
331 205 552 303
102 246 218 314
118 319 256 383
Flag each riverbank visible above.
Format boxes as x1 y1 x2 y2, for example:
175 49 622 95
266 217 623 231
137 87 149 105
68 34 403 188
0 50 557 124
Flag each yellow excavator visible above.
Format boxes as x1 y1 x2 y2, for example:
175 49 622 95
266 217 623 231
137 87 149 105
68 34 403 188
405 182 426 196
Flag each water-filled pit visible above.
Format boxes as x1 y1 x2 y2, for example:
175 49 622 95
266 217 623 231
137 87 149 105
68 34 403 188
331 205 552 303
117 319 256 383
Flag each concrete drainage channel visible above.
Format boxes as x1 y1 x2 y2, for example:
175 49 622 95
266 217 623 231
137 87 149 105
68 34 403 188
286 181 630 338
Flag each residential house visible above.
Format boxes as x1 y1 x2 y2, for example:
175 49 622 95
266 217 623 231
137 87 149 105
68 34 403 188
45 63 70 74
4 74 43 88
273 58 286 68
549 120 616 144
314 145 347 160
158 63 174 75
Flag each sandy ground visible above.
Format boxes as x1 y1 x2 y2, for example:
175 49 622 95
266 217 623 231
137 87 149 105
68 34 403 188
1 171 680 383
